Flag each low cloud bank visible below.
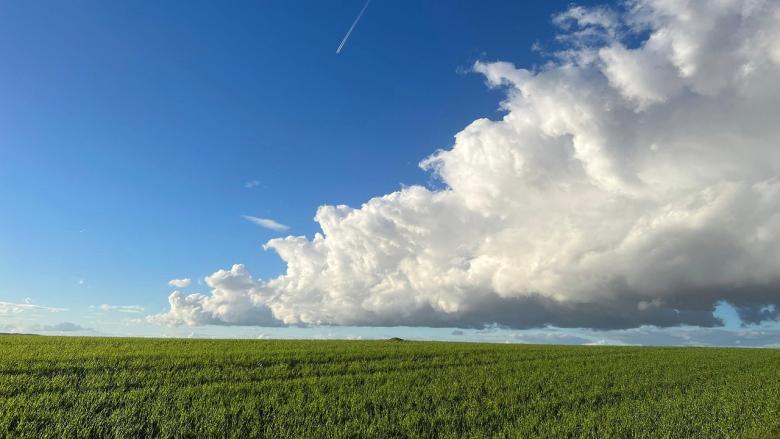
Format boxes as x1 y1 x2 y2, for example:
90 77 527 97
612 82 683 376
1 322 91 333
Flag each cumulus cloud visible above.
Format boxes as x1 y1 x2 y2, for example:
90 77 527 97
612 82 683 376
153 0 780 330
168 278 192 288
148 264 280 326
242 215 290 232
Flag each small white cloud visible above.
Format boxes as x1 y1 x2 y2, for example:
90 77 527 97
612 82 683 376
168 278 192 288
242 215 289 232
245 180 261 189
98 304 145 313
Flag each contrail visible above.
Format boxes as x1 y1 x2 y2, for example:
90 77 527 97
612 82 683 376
336 0 371 54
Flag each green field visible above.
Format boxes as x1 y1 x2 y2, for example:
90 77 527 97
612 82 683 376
1 336 779 438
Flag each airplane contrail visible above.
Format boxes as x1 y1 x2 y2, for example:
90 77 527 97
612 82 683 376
336 0 372 54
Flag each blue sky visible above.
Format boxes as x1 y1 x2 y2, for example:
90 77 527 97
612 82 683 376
2 0 779 346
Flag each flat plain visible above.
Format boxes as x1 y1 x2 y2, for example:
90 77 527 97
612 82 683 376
0 336 778 438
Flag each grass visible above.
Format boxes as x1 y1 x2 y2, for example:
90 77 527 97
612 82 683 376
0 336 779 438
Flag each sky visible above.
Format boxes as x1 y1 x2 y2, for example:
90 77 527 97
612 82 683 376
2 0 780 347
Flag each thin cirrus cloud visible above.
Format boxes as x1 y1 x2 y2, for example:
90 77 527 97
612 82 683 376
242 215 290 232
97 304 145 314
151 0 780 330
0 322 91 333
0 301 67 315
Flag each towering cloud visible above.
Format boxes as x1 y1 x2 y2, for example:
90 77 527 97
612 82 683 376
151 0 780 329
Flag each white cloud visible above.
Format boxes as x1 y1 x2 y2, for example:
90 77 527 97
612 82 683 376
0 322 90 333
154 0 780 330
148 264 280 326
97 304 145 314
552 4 620 47
245 180 261 189
0 301 67 315
242 215 290 232
168 278 192 288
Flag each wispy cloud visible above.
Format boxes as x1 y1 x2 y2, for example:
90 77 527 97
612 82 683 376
242 215 289 232
0 322 91 333
95 304 145 314
0 301 67 315
244 180 261 189
168 278 192 288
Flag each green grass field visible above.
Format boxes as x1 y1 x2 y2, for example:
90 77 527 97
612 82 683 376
1 336 778 438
